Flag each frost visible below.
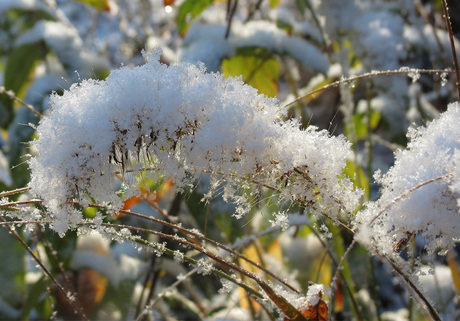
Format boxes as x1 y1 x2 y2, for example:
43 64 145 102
440 72 448 87
269 211 289 231
356 102 460 255
153 242 167 257
196 258 213 276
173 250 184 263
218 278 237 294
408 69 421 83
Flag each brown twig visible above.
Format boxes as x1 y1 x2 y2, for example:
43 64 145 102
225 0 238 39
441 0 460 98
0 86 43 119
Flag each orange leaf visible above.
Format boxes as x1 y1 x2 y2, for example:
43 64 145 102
164 0 176 6
78 268 108 313
300 299 328 321
117 179 175 216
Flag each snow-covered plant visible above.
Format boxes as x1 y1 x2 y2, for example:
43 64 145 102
28 50 360 234
3 0 460 320
356 102 460 255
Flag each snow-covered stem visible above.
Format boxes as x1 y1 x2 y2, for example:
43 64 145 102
88 202 302 294
0 186 31 198
101 223 268 297
95 220 306 320
377 252 441 321
284 68 455 108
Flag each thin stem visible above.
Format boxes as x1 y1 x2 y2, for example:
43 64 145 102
99 222 306 320
0 186 31 198
441 0 460 98
378 253 441 321
0 86 43 118
225 0 238 39
135 269 198 321
90 202 302 294
245 0 263 23
284 68 456 108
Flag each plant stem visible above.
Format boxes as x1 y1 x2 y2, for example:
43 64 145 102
284 69 456 108
441 0 460 98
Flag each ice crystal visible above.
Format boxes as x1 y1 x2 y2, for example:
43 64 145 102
28 50 359 234
218 278 237 294
269 211 289 231
440 72 448 87
196 258 213 276
173 250 184 263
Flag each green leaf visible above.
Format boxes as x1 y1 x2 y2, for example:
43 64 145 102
73 0 110 11
344 160 369 198
276 19 293 34
350 109 381 140
1 42 47 128
176 0 213 37
222 47 280 97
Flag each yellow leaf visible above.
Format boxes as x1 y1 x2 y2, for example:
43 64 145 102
73 0 110 11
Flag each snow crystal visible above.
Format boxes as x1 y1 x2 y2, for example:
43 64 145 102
218 278 237 294
269 211 290 231
195 258 213 276
173 250 184 263
440 72 449 87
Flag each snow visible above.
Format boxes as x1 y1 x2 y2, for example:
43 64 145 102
418 265 455 308
28 50 359 234
179 20 329 74
70 232 147 286
356 102 460 254
15 20 108 80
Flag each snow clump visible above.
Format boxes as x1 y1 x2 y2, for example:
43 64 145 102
356 102 460 255
28 50 360 234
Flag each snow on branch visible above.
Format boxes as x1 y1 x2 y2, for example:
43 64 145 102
356 102 460 254
28 50 360 234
